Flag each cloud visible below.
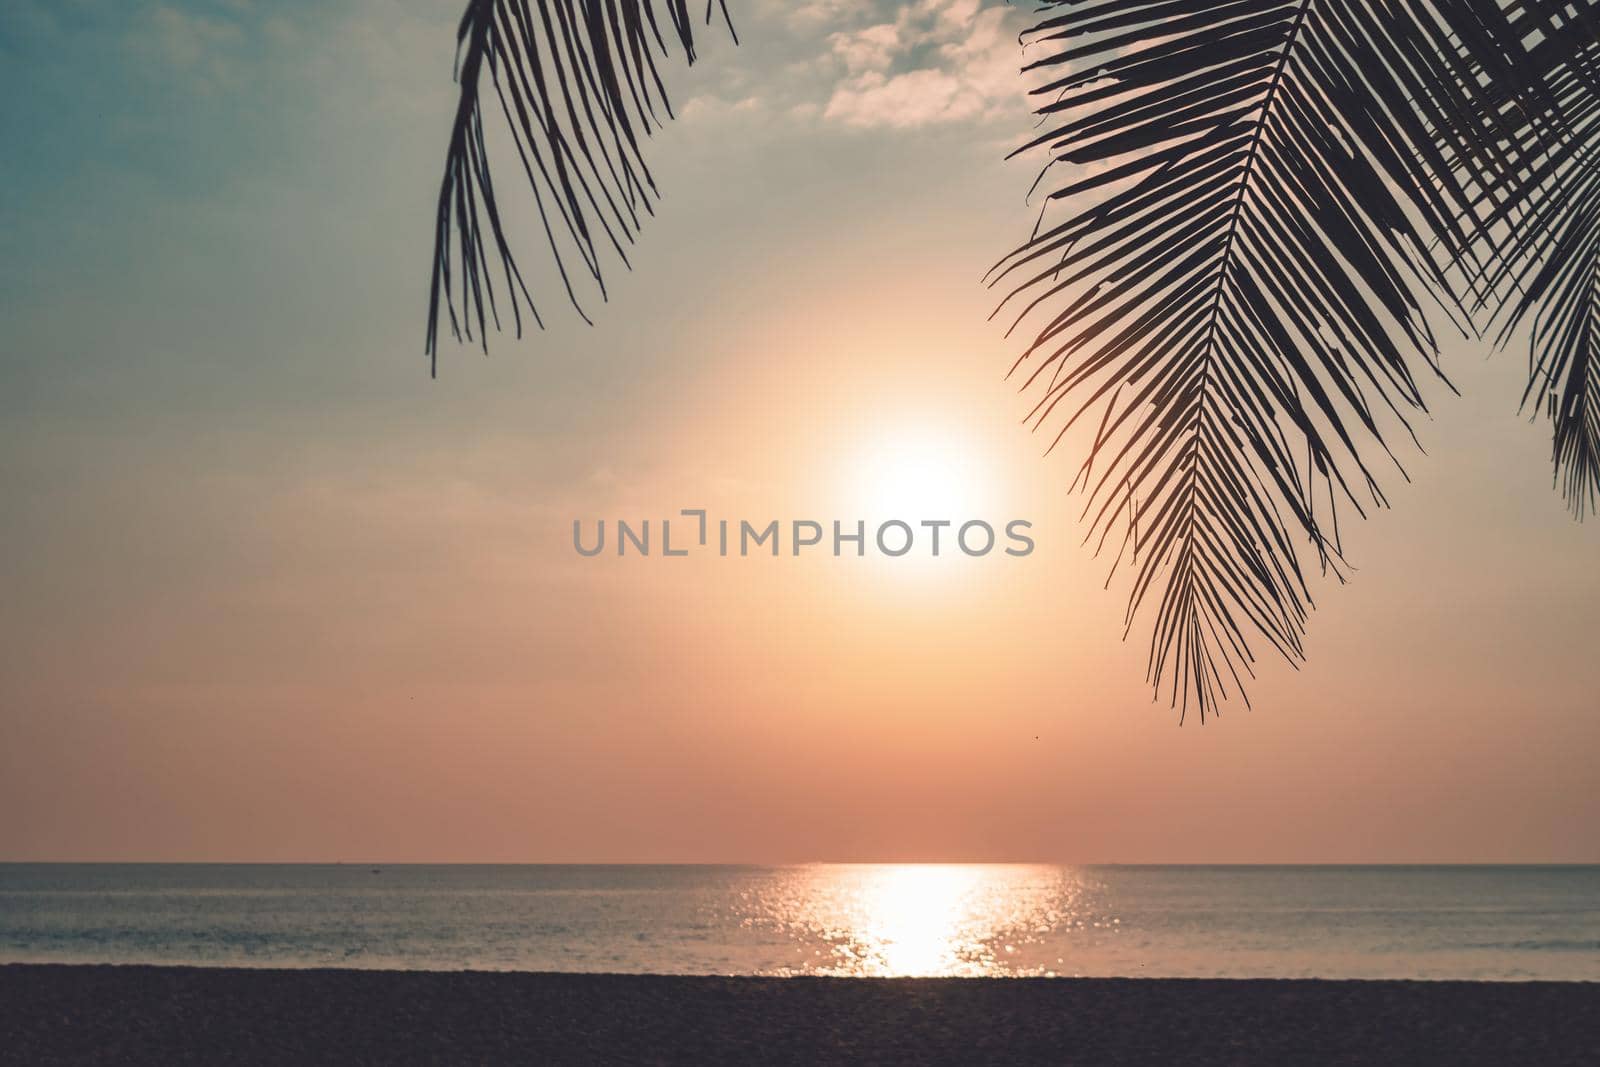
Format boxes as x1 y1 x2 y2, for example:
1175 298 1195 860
823 68 984 128
680 93 768 123
828 22 900 74
782 0 864 30
680 0 1029 135
822 2 1024 129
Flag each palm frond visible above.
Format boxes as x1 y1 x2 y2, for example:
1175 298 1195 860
990 0 1503 719
1454 5 1600 516
426 0 735 374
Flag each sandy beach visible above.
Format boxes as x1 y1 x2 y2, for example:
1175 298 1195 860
1 965 1595 1065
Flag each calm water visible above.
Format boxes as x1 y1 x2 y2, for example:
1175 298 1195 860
1 865 1595 980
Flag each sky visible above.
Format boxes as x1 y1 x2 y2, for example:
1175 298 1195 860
1 0 1597 864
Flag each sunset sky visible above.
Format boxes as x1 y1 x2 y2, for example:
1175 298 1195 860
2 0 1597 864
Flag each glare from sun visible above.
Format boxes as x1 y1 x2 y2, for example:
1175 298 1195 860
850 432 995 523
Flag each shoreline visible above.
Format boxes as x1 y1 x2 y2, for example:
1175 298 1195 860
5 965 1598 1064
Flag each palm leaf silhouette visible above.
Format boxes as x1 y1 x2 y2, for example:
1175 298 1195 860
988 0 1551 719
426 0 734 374
993 1 1600 717
1458 3 1600 516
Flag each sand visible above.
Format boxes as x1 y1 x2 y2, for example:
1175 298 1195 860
1 965 1596 1065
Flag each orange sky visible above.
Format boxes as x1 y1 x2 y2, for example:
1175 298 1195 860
2 0 1597 863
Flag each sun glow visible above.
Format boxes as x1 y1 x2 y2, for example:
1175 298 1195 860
848 431 999 525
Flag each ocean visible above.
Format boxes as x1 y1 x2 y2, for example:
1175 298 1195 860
1 864 1595 980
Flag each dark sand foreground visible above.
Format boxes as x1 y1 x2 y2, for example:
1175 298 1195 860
2 965 1596 1065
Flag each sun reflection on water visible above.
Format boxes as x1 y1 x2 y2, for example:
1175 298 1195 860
737 864 1109 977
861 865 982 975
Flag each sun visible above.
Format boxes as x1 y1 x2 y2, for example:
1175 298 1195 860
849 431 996 523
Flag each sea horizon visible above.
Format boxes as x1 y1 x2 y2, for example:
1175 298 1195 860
6 863 1596 982
6 861 1600 874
